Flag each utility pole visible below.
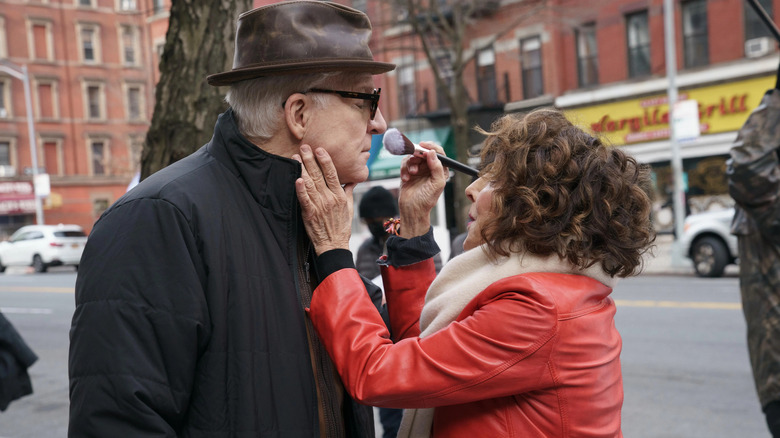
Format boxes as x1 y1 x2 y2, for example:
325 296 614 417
0 60 44 225
663 0 686 266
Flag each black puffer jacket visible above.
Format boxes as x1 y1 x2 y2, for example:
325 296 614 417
69 110 376 437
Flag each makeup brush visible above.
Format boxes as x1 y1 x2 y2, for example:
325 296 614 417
382 128 479 177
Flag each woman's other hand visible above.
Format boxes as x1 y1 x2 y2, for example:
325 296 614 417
294 145 354 256
398 141 448 238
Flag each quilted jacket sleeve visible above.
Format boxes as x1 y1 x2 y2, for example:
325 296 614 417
68 198 210 437
307 267 558 409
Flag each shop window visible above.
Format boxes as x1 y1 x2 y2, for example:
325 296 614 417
626 11 650 78
520 36 543 99
576 23 598 87
682 0 709 68
476 47 498 104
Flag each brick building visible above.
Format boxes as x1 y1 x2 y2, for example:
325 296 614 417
0 0 169 237
360 0 778 233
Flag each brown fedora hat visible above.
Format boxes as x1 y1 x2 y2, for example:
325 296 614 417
207 1 395 86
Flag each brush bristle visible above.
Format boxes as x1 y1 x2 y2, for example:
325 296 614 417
382 128 415 155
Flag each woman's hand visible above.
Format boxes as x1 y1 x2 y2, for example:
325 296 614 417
294 145 355 256
398 141 449 238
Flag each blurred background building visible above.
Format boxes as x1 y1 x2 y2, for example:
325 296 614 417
0 0 775 240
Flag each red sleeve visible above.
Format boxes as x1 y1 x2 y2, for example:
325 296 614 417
307 268 558 409
381 258 436 341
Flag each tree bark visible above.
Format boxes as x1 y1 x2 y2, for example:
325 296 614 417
141 0 252 180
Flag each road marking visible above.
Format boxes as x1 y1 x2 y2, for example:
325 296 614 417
0 286 74 294
615 299 741 310
1 307 54 314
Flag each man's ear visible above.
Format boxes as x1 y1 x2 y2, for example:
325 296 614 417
284 93 308 141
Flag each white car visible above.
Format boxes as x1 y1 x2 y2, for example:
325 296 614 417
680 208 739 278
0 224 88 273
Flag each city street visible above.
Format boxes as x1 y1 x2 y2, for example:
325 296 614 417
0 270 769 437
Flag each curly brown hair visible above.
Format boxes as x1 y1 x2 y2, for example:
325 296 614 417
477 108 656 278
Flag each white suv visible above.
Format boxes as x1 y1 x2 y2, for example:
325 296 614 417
680 208 739 278
0 224 88 273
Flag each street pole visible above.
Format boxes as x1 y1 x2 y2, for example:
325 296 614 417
0 60 44 225
663 0 686 266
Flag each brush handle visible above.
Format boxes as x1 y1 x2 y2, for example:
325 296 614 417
412 148 478 177
436 153 479 177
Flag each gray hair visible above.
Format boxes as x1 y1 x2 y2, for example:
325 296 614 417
225 72 370 143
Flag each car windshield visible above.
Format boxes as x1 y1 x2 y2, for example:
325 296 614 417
54 231 86 238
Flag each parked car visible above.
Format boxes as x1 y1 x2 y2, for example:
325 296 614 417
0 224 87 273
680 208 738 278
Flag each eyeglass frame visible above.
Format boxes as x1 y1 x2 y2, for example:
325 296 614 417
307 88 381 120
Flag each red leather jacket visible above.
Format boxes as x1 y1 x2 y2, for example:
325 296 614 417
308 258 623 437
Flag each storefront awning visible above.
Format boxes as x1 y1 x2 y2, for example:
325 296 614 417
368 127 454 180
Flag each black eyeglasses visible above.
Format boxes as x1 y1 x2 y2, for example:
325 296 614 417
308 88 381 120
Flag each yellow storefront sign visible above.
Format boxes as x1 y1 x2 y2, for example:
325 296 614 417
565 75 775 146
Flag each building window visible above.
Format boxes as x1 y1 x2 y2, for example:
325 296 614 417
78 24 100 63
36 80 57 119
576 23 599 87
745 0 774 55
43 140 60 175
119 0 137 11
85 83 105 120
126 85 143 120
436 53 453 111
682 0 709 68
79 0 94 6
153 0 165 14
476 47 498 104
626 11 651 78
0 80 8 118
0 16 7 59
29 21 53 61
351 0 367 12
0 141 10 166
121 25 138 65
397 64 416 117
520 36 543 99
91 141 106 175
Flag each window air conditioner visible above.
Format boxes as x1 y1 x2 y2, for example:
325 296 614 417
745 37 771 58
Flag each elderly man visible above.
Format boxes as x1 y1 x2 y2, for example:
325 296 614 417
68 1 394 437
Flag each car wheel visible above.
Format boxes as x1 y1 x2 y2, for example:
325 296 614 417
0 257 5 273
691 236 728 278
32 255 47 273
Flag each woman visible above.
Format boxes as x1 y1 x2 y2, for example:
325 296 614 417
294 108 655 437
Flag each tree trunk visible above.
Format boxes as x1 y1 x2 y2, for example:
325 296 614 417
141 0 252 180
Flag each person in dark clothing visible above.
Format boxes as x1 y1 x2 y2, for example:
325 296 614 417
0 312 37 412
68 2 394 437
357 186 400 281
727 88 780 437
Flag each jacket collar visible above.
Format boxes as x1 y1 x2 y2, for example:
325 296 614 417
206 109 302 215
